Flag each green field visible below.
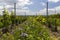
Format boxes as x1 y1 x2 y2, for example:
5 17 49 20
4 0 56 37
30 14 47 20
0 9 60 40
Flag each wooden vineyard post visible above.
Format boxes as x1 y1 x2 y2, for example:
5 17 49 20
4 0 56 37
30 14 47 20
14 3 16 25
46 2 51 28
46 2 48 27
14 3 16 15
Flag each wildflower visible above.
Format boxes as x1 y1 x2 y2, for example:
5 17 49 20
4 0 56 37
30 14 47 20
20 33 28 37
18 27 22 31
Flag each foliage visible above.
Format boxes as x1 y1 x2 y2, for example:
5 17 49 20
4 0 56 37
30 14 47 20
0 9 60 40
2 8 12 28
12 17 53 40
0 33 14 40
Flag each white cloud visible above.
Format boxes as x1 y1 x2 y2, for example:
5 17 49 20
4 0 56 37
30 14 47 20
0 6 3 9
0 0 4 2
0 6 3 15
55 6 60 13
0 0 33 9
17 0 33 7
39 6 60 15
5 5 13 9
16 9 35 15
22 7 29 9
38 8 46 15
48 0 60 3
40 2 46 6
0 0 33 15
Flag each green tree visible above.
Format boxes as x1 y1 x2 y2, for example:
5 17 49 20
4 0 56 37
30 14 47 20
3 8 12 28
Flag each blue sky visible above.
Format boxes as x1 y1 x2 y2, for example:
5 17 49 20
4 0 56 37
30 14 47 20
0 0 60 15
